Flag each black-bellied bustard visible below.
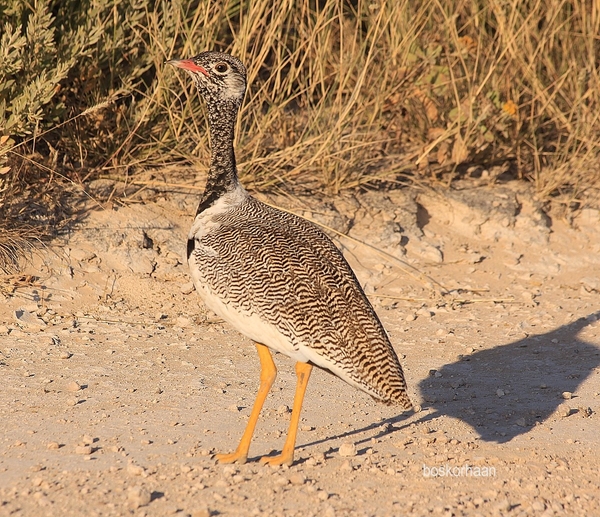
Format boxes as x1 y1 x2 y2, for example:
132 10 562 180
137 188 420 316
168 51 412 466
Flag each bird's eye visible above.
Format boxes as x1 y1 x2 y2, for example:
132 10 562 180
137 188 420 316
214 62 229 74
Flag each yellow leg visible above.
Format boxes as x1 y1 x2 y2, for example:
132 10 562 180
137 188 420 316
215 343 276 464
261 361 313 467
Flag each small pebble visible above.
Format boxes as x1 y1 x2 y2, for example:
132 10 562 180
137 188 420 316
66 381 81 392
59 351 73 360
47 442 60 450
340 460 353 472
521 291 535 302
127 485 152 508
274 476 289 486
558 405 572 418
191 508 211 517
531 501 546 511
75 445 92 455
289 473 306 485
70 248 96 262
221 465 236 476
338 443 357 457
14 309 46 328
311 452 326 464
495 498 511 512
81 435 95 445
416 307 434 317
324 506 335 517
496 389 505 397
180 282 195 295
175 316 191 327
127 463 146 476
562 391 573 400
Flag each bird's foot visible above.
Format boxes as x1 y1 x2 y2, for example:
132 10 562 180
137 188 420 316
215 451 248 464
259 452 294 467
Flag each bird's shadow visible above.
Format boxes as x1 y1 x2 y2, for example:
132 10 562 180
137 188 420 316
280 417 408 460
294 312 599 452
417 311 600 443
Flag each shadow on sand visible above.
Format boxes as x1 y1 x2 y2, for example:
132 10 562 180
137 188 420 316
295 312 599 455
417 311 600 442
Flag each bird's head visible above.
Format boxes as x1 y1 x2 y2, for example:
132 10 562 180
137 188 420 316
167 51 247 106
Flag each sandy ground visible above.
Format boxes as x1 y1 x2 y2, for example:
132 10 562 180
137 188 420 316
1 177 599 516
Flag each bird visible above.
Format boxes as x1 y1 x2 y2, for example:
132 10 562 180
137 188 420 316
167 51 412 466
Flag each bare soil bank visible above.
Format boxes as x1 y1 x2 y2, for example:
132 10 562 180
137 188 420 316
1 180 599 516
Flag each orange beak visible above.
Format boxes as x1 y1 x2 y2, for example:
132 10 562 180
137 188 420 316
167 59 209 77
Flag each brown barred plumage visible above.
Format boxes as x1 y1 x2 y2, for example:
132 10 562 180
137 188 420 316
190 194 411 406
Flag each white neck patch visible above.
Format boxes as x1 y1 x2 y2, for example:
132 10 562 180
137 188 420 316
188 183 249 240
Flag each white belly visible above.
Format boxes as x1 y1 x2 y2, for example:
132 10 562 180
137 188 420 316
191 272 309 363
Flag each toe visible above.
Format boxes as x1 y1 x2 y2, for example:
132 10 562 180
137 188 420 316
259 454 293 467
215 452 247 464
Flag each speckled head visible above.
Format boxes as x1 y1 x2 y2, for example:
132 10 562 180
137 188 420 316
167 51 247 106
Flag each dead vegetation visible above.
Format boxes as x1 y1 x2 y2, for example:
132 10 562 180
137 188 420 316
1 0 600 271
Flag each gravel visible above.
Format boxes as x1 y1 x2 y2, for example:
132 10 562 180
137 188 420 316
1 186 599 516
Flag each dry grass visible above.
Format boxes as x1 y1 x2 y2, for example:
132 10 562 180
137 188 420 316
0 228 38 274
141 0 600 200
1 0 600 270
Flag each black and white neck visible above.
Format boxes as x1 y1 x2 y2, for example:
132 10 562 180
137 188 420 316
198 95 242 214
167 51 248 215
